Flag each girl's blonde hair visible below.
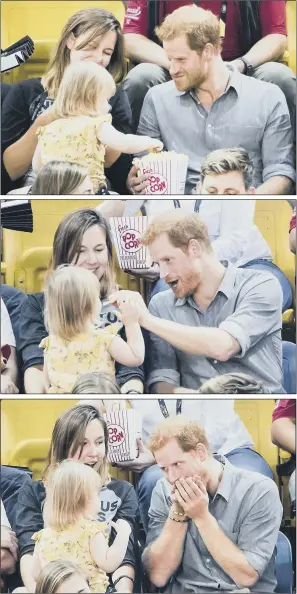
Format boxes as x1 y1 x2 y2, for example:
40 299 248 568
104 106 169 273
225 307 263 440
42 7 126 99
44 460 102 530
44 265 100 341
35 560 89 594
54 61 116 118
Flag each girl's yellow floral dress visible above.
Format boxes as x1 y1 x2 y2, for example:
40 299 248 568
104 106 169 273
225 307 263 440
32 518 110 593
37 114 112 192
39 324 120 393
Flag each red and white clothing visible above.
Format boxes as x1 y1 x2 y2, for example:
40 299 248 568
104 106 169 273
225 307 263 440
124 0 287 61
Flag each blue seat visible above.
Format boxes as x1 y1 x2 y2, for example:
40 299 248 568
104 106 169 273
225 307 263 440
275 531 294 593
282 341 296 394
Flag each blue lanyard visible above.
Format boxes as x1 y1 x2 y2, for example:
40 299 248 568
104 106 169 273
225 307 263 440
158 399 182 418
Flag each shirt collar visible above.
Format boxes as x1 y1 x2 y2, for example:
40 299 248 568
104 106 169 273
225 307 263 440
211 454 236 503
175 264 237 308
175 64 241 100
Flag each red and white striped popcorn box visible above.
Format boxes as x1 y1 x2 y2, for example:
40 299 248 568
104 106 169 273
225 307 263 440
109 216 153 269
103 409 142 463
133 151 189 195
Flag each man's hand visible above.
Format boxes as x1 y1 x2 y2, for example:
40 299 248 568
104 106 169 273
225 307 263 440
127 165 149 195
229 59 246 74
0 375 19 394
1 526 18 561
174 477 209 521
124 263 160 283
115 439 155 473
116 300 140 326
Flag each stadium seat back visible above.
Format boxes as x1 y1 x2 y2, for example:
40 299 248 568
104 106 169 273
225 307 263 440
1 199 141 293
254 200 295 290
275 531 294 593
1 1 126 84
234 400 278 474
1 399 131 482
285 0 296 73
282 341 296 395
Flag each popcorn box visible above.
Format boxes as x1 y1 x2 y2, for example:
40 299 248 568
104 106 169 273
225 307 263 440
103 409 142 463
133 151 189 195
109 216 153 269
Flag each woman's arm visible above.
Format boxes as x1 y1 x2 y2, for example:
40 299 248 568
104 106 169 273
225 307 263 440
43 359 51 393
32 143 43 174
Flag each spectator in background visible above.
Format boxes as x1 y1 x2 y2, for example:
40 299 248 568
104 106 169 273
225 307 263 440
35 560 91 594
2 8 132 195
1 500 18 591
1 298 19 394
110 210 285 394
127 5 295 196
289 206 296 254
271 399 296 509
143 417 282 593
123 0 295 134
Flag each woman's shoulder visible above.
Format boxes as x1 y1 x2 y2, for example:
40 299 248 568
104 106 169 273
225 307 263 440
25 292 45 313
19 477 46 503
6 77 43 105
107 476 136 497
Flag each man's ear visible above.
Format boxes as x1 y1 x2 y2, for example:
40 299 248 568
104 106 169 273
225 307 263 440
66 32 76 51
247 186 256 195
195 443 207 462
188 238 202 258
196 182 202 195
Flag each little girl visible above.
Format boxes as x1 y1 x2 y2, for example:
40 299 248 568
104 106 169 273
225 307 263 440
32 60 163 193
31 460 132 593
41 265 144 393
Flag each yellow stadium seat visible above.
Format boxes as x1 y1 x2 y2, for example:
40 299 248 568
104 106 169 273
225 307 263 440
234 400 278 476
1 199 141 293
284 0 296 73
1 1 126 84
1 399 131 482
254 199 296 324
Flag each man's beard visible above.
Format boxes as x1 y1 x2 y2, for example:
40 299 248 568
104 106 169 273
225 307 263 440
173 70 207 92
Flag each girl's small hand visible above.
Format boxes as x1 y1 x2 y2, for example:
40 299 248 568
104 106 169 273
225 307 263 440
116 300 140 326
147 138 164 153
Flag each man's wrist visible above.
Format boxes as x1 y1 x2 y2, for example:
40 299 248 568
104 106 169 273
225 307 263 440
193 509 213 528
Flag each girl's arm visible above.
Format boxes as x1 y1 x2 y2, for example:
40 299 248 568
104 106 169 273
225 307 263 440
90 521 131 574
98 121 163 154
32 143 43 174
108 330 144 367
108 302 145 366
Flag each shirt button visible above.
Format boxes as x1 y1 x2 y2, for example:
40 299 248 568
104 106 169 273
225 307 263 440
206 558 210 563
214 360 218 364
208 124 212 128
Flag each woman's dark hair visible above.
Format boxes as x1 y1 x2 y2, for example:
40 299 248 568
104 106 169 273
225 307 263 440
72 372 121 394
44 405 109 482
42 7 126 98
51 208 115 299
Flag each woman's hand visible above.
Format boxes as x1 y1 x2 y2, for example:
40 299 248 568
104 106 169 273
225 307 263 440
126 165 149 195
35 104 58 128
124 263 160 282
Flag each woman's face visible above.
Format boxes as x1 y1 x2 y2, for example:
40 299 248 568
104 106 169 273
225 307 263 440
72 176 94 195
73 224 109 281
67 29 117 69
69 419 106 467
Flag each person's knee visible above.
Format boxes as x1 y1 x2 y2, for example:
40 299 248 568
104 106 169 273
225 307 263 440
124 63 168 95
255 62 296 100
